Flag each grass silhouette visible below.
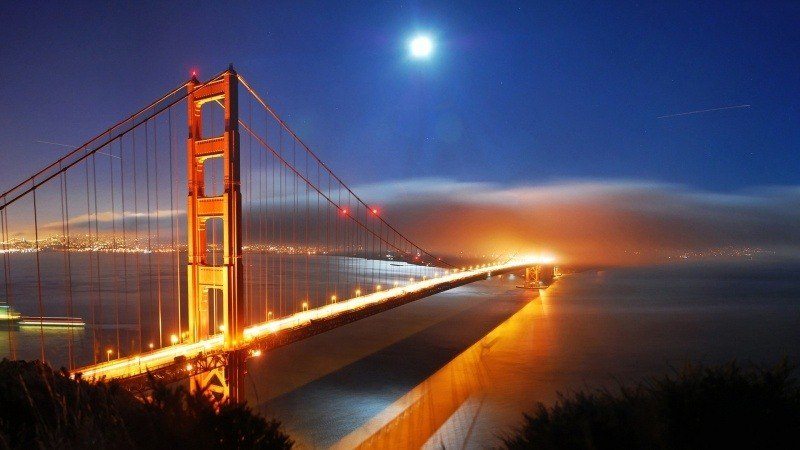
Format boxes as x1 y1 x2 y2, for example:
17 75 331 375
0 359 292 449
501 360 800 449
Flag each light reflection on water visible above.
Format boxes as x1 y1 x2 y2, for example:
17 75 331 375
333 288 551 449
248 263 800 448
0 252 437 368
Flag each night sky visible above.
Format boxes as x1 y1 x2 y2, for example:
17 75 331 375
1 1 799 263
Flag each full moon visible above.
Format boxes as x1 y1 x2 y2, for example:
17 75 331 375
409 35 434 58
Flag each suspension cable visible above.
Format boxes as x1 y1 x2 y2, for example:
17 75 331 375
237 74 453 268
239 121 442 268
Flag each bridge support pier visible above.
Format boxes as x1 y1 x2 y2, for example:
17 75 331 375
189 350 246 404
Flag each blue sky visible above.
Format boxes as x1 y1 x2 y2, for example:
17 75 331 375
1 1 798 192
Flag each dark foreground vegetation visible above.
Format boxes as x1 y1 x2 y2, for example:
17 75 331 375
502 360 800 449
0 359 292 449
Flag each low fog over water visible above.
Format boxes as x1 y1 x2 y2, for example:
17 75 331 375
244 262 800 448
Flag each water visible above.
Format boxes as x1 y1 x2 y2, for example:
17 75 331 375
0 252 438 368
243 263 800 448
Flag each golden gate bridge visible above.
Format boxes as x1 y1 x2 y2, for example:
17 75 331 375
0 66 545 402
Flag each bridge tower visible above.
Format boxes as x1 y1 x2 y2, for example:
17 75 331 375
186 67 245 402
524 266 541 285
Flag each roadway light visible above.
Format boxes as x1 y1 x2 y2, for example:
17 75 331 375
376 285 382 291
302 301 309 311
106 349 113 362
170 334 179 345
355 289 362 296
148 342 154 350
330 295 338 303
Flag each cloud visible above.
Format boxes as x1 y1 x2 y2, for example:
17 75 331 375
38 209 184 233
12 175 800 267
354 178 800 265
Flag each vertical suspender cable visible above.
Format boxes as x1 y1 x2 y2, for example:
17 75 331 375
305 149 310 306
153 118 164 347
291 143 296 310
267 109 273 320
59 165 75 368
84 159 98 363
168 106 181 340
120 134 131 354
144 121 156 345
246 99 253 325
109 142 121 356
91 154 104 357
262 107 267 318
278 129 284 317
1 197 15 360
32 188 45 362
132 131 143 351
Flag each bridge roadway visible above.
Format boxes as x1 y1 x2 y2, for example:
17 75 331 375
73 260 534 384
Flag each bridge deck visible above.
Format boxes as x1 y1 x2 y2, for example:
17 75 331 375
73 261 529 383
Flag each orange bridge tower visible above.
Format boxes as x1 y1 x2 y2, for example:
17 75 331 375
186 67 245 401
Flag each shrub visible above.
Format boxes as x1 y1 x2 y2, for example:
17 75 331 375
0 359 293 449
501 360 800 449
